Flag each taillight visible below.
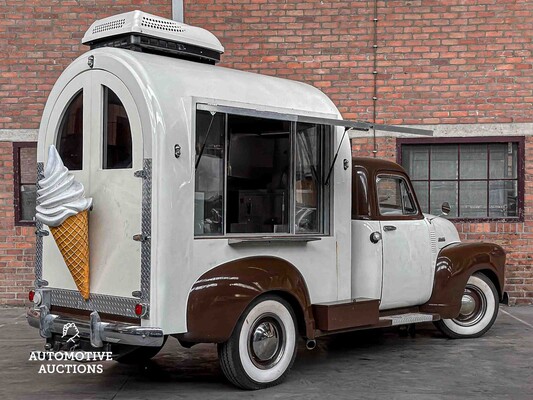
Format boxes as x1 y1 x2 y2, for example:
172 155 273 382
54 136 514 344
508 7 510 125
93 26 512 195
135 303 147 317
33 291 42 305
28 290 35 302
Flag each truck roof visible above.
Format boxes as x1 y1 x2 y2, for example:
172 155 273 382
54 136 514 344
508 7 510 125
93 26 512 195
352 157 407 176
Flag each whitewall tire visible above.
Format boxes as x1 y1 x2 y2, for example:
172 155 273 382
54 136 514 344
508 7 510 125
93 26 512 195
218 295 298 389
434 273 499 339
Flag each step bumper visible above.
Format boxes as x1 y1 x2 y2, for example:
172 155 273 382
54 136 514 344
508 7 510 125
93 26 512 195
27 306 164 348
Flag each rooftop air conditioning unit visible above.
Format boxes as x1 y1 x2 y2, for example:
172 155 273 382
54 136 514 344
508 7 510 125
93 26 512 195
82 10 224 64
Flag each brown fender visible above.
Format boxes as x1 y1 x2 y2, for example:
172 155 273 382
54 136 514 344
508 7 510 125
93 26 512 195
181 256 315 343
420 242 506 318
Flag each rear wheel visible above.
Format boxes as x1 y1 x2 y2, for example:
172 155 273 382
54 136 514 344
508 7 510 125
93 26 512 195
218 295 298 390
434 273 499 339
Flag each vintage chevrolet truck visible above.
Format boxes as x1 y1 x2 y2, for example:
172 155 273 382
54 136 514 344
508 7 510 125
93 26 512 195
27 11 506 390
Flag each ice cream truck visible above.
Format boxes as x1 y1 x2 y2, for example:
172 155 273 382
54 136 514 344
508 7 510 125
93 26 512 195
27 11 506 389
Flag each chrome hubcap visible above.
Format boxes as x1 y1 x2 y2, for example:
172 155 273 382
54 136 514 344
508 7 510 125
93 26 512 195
248 315 285 369
454 285 487 327
460 294 476 315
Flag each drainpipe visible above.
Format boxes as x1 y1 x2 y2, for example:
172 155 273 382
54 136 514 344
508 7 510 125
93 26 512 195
372 0 379 157
172 0 184 22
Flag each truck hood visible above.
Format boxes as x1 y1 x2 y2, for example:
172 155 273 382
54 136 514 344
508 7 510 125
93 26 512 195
423 213 461 250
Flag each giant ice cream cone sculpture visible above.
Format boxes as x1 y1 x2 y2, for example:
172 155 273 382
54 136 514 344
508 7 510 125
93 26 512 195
36 146 93 300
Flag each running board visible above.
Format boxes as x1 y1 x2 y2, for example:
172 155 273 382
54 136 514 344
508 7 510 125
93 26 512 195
380 312 440 326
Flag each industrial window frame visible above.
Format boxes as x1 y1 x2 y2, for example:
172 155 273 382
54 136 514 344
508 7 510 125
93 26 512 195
13 142 37 226
397 136 525 222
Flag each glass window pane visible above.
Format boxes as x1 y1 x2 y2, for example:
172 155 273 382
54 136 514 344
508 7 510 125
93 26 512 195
194 111 225 236
103 87 132 169
377 177 403 216
489 180 518 217
377 176 418 216
403 141 520 220
402 145 429 180
20 184 37 221
460 144 487 179
295 123 323 233
56 91 83 170
412 181 428 213
490 143 518 179
430 145 458 180
460 181 487 218
400 180 417 214
19 146 37 183
353 169 370 218
226 115 290 234
430 181 458 217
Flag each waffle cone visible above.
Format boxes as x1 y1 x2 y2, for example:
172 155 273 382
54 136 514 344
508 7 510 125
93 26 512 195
50 210 90 300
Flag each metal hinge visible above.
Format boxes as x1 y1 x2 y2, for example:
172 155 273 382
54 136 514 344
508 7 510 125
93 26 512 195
134 170 146 179
35 229 49 237
132 234 150 243
35 279 49 288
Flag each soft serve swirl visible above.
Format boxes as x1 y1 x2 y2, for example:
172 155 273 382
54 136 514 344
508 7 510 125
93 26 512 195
35 145 93 227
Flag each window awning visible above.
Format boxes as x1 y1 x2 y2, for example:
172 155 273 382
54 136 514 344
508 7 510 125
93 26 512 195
197 103 433 136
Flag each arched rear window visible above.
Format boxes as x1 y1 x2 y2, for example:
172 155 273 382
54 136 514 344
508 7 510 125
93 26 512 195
103 87 132 169
56 91 83 170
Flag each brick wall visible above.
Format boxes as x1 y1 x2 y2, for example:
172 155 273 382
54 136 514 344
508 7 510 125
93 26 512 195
0 0 172 130
185 0 533 124
0 142 35 305
0 1 171 305
351 136 533 305
1 1 532 304
1 1 531 128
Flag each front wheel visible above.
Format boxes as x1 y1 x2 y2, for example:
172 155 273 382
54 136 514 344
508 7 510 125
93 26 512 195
434 273 499 339
218 295 298 390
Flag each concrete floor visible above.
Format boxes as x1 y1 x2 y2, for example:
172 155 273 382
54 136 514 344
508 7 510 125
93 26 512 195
0 306 532 399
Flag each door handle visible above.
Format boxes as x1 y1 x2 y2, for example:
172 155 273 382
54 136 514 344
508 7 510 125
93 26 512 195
383 225 397 232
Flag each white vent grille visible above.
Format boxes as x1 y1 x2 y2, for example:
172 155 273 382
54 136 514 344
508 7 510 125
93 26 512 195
429 229 437 254
92 18 126 34
141 16 185 33
82 11 224 56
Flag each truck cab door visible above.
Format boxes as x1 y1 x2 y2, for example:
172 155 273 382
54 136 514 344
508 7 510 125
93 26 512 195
376 174 434 310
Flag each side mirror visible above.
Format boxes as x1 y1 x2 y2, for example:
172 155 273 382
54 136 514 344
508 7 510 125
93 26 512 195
428 201 451 223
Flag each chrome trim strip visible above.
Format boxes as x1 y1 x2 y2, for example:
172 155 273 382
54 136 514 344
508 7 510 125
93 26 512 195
27 308 164 348
35 162 45 281
140 158 152 308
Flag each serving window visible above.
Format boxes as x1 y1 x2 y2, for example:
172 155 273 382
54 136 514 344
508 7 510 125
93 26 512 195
194 108 331 237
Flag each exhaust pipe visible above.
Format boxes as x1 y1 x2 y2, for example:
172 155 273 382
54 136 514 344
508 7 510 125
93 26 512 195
306 339 316 350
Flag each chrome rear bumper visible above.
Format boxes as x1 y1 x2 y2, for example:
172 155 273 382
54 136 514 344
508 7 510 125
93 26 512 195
27 306 164 348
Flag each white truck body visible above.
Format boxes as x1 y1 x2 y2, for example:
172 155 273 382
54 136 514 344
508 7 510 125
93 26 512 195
36 45 352 333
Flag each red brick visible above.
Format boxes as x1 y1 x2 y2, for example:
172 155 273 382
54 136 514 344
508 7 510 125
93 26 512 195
1 1 533 304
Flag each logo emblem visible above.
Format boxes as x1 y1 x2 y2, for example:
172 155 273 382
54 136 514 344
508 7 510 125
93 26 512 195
62 322 80 344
